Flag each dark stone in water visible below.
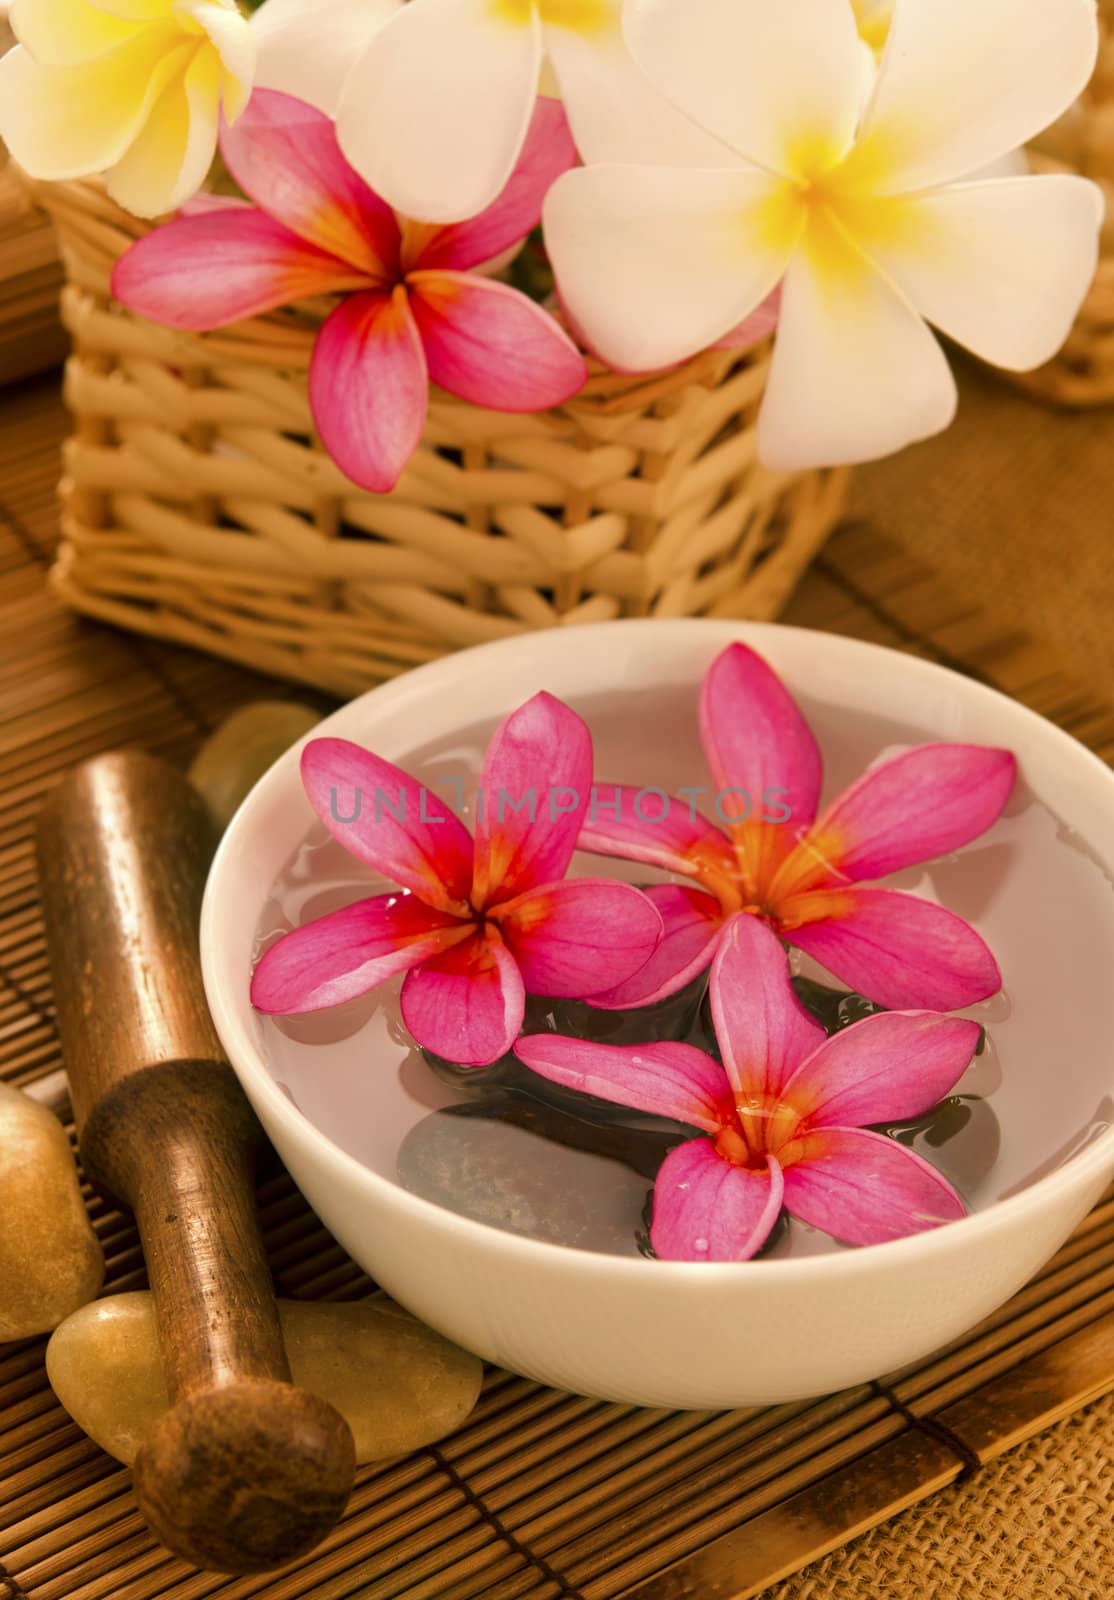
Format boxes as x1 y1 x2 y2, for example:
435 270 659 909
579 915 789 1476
397 1093 694 1254
689 974 889 1060
875 1095 1001 1197
421 976 707 1122
791 974 987 1054
411 972 995 1256
446 1094 689 1176
791 975 888 1033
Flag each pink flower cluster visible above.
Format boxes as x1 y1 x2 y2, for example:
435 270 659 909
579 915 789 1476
252 641 1015 1261
112 91 587 495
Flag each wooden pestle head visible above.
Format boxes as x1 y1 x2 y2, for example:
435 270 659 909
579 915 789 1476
36 751 356 1572
134 1380 356 1575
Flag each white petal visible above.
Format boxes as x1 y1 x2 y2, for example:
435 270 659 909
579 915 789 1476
966 148 1029 182
9 0 139 63
852 0 1099 193
758 211 957 470
336 0 542 223
541 14 740 168
106 42 220 215
855 175 1104 372
251 0 401 117
0 33 190 181
544 162 803 372
624 0 864 179
179 0 256 120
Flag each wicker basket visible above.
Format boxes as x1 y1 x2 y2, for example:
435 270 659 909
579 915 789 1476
27 176 848 697
1019 1 1114 406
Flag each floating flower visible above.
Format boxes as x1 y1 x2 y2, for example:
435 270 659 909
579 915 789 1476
251 693 664 1067
262 0 734 225
0 0 255 218
111 90 586 493
578 641 1015 1012
516 915 977 1261
543 0 1103 468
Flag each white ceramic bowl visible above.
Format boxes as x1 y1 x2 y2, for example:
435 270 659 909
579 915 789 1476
201 621 1114 1409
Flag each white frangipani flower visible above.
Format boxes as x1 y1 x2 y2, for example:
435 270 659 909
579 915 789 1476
323 0 732 224
0 0 255 218
544 0 1103 471
851 0 1026 181
250 0 401 117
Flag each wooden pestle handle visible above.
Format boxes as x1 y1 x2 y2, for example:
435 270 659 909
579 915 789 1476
36 752 355 1574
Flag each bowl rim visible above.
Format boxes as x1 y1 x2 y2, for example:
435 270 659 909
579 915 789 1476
201 618 1114 1284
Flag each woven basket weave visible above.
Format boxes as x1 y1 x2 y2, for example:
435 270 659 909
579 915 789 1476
26 177 848 698
1020 0 1114 406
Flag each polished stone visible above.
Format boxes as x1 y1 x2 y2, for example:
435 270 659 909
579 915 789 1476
0 1083 104 1341
46 1293 484 1464
188 701 321 829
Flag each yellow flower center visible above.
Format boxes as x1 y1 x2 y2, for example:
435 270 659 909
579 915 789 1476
716 1096 805 1172
489 0 617 34
850 0 893 56
746 147 926 306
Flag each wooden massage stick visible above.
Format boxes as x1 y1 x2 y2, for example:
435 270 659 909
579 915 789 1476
37 751 356 1573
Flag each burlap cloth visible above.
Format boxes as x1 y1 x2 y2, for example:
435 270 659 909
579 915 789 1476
769 363 1114 1597
849 358 1114 698
770 1393 1114 1599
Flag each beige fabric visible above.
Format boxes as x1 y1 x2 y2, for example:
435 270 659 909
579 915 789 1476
851 359 1114 698
770 1392 1114 1599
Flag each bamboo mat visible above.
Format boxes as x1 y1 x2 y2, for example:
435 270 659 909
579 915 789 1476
0 164 65 388
2 372 1113 1600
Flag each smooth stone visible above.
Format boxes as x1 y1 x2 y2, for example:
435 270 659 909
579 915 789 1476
188 702 321 829
0 1083 104 1342
397 1100 692 1255
46 1293 484 1466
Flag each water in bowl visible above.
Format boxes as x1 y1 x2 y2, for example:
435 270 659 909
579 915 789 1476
254 683 1114 1260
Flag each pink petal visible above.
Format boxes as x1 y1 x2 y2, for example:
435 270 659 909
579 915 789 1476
782 1011 982 1130
699 643 822 897
577 784 736 888
471 692 592 909
713 287 781 351
710 915 826 1101
111 212 359 330
588 884 725 1010
797 744 1017 887
782 1128 966 1246
513 1034 728 1134
220 89 399 279
785 887 1002 1011
309 288 429 493
408 271 587 411
179 193 253 217
413 99 578 274
650 1141 785 1263
493 879 663 999
300 736 474 913
400 926 524 1067
250 892 472 1014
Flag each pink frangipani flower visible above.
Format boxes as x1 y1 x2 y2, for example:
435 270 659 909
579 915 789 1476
251 693 663 1067
579 642 1015 1013
111 89 587 493
516 916 977 1262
